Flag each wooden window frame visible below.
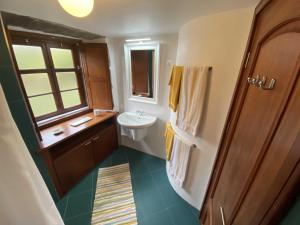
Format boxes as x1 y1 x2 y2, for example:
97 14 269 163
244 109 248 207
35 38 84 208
9 31 88 125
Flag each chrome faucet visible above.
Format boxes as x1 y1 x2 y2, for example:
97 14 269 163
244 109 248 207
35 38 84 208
136 110 145 117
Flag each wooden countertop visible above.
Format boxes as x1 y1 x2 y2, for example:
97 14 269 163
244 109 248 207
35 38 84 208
39 112 117 150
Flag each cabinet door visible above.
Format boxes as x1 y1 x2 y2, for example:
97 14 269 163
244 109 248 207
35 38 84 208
93 124 118 164
54 139 95 193
81 43 113 109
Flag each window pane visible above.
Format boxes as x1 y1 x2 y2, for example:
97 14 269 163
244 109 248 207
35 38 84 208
56 72 78 91
61 90 81 108
50 48 74 68
29 94 57 117
21 73 52 96
12 45 46 70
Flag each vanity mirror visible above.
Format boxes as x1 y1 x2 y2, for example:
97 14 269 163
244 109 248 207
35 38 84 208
124 42 160 104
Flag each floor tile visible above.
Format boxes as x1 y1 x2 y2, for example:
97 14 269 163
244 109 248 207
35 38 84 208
135 190 168 218
56 196 68 219
111 149 128 165
65 191 92 219
132 173 157 196
68 174 93 196
129 158 150 179
151 168 169 188
167 203 200 225
140 209 173 225
190 205 200 217
65 213 91 225
56 146 199 225
160 183 184 207
146 157 166 172
96 155 113 168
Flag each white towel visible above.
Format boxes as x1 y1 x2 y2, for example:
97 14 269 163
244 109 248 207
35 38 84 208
169 135 192 187
121 126 134 139
176 66 209 136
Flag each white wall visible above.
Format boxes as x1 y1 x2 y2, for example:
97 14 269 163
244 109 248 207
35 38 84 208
107 34 178 158
167 7 255 209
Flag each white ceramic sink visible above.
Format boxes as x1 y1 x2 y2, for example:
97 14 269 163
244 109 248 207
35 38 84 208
117 112 157 129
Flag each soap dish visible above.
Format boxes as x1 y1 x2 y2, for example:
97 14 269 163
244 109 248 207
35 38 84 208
52 127 64 136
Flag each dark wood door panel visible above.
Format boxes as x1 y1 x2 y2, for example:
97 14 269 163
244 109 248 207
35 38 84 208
81 43 113 109
234 71 300 225
54 139 95 193
93 124 118 164
211 13 300 225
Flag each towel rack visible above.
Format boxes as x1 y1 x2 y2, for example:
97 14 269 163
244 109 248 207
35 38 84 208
171 123 198 149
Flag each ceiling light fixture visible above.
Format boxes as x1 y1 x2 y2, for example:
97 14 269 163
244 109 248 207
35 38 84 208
125 38 151 42
58 0 94 17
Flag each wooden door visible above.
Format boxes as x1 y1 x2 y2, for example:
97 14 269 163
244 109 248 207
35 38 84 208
54 139 95 193
93 124 118 164
80 43 113 109
234 57 300 225
201 0 300 224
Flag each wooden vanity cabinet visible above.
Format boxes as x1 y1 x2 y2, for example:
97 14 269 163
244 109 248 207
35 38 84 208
54 138 95 194
39 112 118 197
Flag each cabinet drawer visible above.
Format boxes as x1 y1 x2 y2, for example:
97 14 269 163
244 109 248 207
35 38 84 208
53 139 95 194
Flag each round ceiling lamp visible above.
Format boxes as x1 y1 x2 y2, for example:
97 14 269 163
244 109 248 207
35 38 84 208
58 0 94 17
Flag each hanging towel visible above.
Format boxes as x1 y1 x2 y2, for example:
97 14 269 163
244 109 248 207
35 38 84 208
0 84 64 225
121 126 134 139
168 65 184 111
176 66 209 136
168 135 192 187
164 122 175 161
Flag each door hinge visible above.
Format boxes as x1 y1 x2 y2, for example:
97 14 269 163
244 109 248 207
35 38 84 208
244 52 250 69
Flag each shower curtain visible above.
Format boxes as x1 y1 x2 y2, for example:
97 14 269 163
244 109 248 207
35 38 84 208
0 84 64 225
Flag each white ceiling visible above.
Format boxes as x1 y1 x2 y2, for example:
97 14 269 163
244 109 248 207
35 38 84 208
0 0 259 37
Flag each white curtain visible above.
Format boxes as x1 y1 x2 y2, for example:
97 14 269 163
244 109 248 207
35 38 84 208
0 84 64 225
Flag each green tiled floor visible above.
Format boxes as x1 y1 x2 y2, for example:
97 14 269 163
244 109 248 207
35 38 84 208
55 146 200 225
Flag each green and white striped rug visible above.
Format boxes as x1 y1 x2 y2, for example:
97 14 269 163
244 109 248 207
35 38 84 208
92 163 138 225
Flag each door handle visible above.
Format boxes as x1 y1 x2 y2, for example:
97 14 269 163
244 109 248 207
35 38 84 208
220 206 226 225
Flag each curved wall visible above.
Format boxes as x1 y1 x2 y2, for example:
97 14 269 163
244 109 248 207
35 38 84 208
167 7 255 209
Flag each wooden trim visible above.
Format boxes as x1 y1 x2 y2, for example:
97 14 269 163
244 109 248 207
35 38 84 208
39 112 117 149
28 92 53 98
8 30 88 125
9 30 80 44
38 107 91 130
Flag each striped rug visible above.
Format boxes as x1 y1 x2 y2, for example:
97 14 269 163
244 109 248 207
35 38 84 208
91 163 138 225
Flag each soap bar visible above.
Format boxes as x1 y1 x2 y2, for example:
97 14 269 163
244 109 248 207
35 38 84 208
52 127 64 136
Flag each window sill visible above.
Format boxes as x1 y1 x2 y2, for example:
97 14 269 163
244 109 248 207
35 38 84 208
37 107 91 129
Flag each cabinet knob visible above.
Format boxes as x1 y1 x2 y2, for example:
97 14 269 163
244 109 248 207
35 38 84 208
84 141 92 146
93 136 100 141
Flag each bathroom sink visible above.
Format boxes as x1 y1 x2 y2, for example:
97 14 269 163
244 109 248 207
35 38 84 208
117 112 157 129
